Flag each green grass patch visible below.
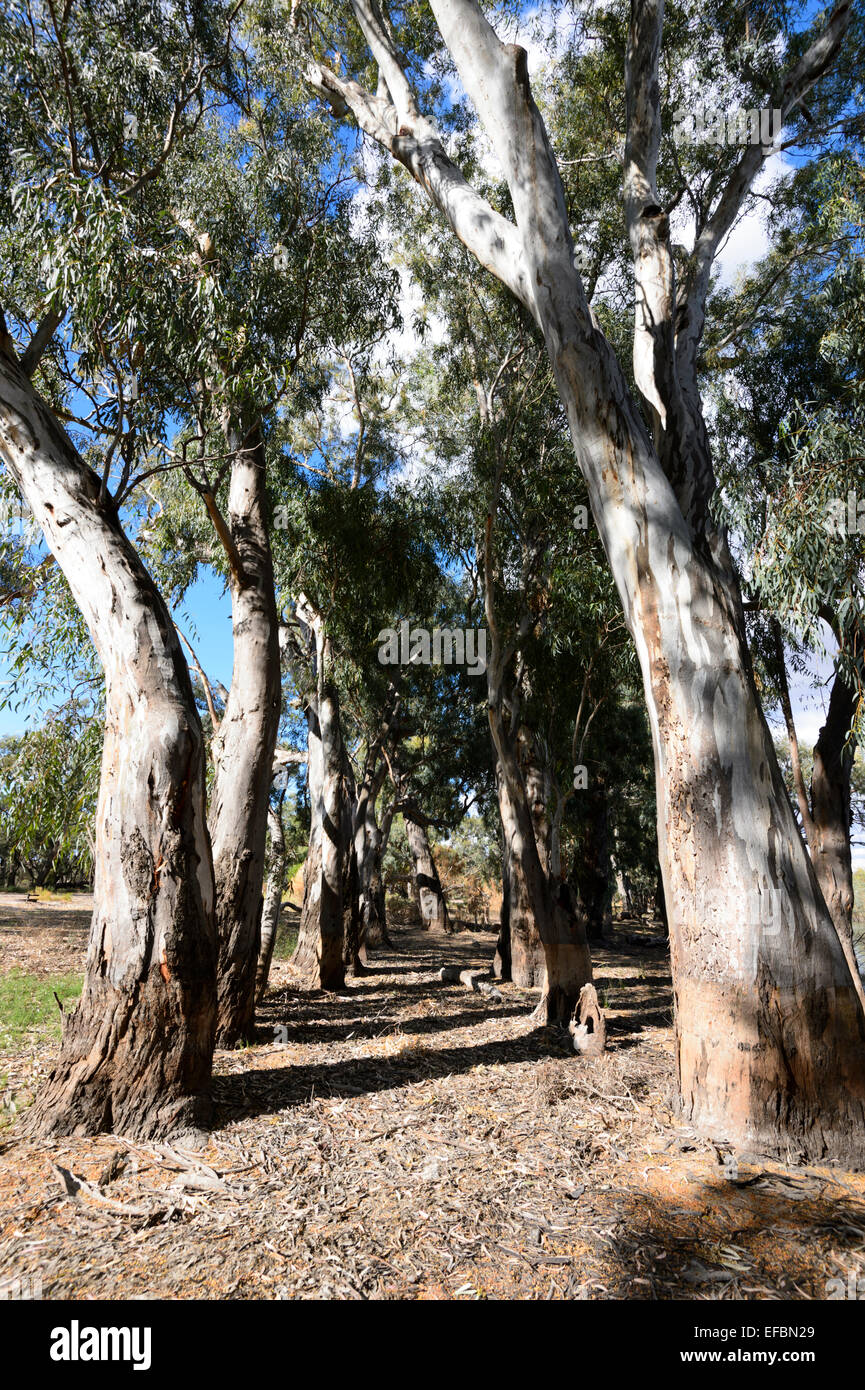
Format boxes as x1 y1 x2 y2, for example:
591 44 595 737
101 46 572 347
273 914 299 961
0 969 82 1051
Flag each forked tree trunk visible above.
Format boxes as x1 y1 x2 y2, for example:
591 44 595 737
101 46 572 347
405 816 450 934
425 4 865 1159
775 631 861 1003
210 422 281 1045
291 673 347 990
0 345 216 1141
256 803 287 1003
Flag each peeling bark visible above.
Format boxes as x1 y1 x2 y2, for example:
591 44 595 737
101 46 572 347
210 421 281 1045
411 0 865 1160
289 600 347 990
0 347 216 1141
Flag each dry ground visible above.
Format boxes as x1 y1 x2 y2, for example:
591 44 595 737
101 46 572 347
1 897 864 1300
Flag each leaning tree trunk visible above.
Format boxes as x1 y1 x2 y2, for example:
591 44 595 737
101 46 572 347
291 677 347 990
299 0 865 1159
0 343 216 1141
210 421 281 1046
256 803 287 1003
544 244 865 1157
427 7 865 1160
405 816 450 934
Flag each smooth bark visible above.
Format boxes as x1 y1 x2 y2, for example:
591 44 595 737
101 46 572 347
210 421 281 1045
310 0 865 1159
290 600 347 990
0 343 216 1140
256 803 287 1003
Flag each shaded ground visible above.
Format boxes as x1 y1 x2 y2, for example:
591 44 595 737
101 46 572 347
1 904 864 1300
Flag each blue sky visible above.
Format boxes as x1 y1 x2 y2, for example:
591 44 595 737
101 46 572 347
0 565 234 738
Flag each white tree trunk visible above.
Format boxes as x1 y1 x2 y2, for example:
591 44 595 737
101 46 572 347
289 600 346 989
256 803 287 1003
0 345 216 1141
428 0 865 1160
209 422 281 1045
316 0 865 1159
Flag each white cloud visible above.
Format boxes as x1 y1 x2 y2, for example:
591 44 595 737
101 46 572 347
714 152 793 286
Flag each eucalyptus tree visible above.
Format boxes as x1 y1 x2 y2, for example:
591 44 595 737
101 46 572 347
130 80 374 1040
281 0 865 1160
379 649 490 937
0 701 101 888
269 348 441 984
710 151 865 993
0 0 264 1137
406 234 630 1018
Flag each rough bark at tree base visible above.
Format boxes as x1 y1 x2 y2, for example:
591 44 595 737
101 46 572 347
23 956 214 1143
675 973 865 1168
0 347 218 1142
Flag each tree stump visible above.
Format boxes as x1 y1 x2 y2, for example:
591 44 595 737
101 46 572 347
569 983 606 1057
438 966 503 1003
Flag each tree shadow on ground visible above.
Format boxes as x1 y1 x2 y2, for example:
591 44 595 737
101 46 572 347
588 1173 865 1299
213 1027 577 1124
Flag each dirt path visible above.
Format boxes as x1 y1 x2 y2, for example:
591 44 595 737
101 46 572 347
1 920 864 1300
0 892 91 977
